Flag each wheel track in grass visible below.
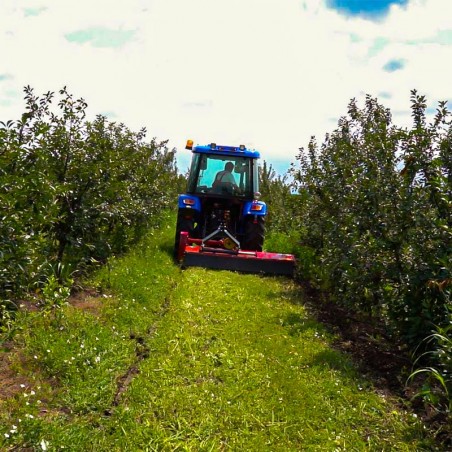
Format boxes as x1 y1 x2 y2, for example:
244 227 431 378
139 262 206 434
107 282 176 414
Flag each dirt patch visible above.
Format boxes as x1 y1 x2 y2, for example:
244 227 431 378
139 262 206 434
16 287 103 316
299 281 451 447
16 297 41 312
0 345 32 403
69 287 103 316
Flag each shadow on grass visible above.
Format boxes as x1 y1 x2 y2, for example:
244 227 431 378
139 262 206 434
281 312 319 336
310 348 355 373
280 313 367 385
160 242 176 260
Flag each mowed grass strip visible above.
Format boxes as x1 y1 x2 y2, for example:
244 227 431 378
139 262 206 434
110 269 429 451
0 216 433 450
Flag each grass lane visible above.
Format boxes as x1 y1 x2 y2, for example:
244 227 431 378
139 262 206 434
110 269 427 450
0 215 433 450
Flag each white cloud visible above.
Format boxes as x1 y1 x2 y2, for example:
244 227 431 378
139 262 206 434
0 0 452 171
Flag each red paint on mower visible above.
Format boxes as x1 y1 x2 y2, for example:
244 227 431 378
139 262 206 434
177 232 295 276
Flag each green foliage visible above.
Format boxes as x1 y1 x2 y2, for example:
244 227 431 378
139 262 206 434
264 231 300 256
409 324 452 414
292 92 451 336
291 91 452 410
41 275 71 308
0 300 17 338
0 86 180 318
259 161 299 234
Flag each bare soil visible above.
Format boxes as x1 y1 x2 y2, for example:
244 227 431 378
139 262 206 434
0 344 31 402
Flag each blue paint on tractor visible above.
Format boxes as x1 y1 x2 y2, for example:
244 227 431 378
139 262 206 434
178 194 202 212
193 144 260 159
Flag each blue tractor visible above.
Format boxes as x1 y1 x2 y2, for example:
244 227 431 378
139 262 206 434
175 140 295 276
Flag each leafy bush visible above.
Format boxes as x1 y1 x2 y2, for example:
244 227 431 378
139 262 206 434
291 91 451 344
0 86 181 316
289 91 452 411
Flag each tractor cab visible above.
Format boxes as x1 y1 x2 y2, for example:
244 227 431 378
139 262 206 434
186 143 260 199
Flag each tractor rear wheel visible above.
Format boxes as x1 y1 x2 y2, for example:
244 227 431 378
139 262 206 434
242 216 265 251
174 209 195 258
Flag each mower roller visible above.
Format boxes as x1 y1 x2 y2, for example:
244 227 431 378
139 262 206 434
174 141 296 277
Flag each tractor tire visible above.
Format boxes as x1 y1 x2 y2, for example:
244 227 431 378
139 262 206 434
242 216 265 251
174 209 195 258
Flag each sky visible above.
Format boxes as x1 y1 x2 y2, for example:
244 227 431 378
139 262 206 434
1 0 452 174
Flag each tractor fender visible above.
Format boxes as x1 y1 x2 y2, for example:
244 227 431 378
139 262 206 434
243 200 267 216
178 194 201 212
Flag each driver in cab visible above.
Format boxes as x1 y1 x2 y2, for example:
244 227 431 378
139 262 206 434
212 162 239 193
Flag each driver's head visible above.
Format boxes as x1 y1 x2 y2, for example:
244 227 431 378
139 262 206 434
225 162 234 172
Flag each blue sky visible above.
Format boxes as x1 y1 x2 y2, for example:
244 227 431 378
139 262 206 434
1 0 452 174
327 0 408 18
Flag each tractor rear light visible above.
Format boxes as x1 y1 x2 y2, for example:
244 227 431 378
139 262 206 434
186 139 193 150
250 203 263 211
183 199 196 206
